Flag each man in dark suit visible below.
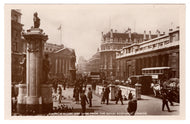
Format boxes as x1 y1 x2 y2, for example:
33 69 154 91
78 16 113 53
87 87 93 107
161 89 171 112
116 88 123 105
80 90 89 115
105 86 110 105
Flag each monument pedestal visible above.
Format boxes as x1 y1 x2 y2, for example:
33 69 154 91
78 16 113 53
17 84 27 114
41 84 53 114
26 96 40 114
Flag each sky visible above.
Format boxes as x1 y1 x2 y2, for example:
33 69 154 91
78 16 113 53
17 4 182 61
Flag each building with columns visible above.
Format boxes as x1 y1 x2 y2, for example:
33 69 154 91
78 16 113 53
48 47 76 81
100 28 157 80
116 27 180 81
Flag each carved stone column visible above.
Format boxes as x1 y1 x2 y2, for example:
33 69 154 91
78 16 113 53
23 28 48 114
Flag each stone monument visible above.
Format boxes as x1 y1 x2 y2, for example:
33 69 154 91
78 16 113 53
33 12 40 28
18 12 52 115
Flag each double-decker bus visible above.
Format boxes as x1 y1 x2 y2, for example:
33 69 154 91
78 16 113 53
142 67 175 97
142 67 171 82
89 72 100 81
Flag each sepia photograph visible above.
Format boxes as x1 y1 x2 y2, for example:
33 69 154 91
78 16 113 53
4 4 185 119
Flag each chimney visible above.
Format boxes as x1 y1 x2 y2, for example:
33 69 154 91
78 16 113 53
163 32 165 35
110 29 113 38
128 28 131 39
169 28 173 32
156 30 160 37
143 31 146 40
115 30 117 33
149 31 152 39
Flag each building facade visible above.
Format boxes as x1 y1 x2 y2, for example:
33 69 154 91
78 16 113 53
99 28 157 80
77 56 88 74
49 47 76 81
86 51 100 73
11 9 25 83
44 43 64 53
116 28 180 81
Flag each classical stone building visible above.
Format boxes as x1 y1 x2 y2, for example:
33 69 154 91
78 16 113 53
116 27 180 81
11 9 25 83
43 42 76 80
86 51 100 73
48 47 76 81
99 28 157 80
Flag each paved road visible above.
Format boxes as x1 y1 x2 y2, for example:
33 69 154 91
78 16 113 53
51 85 179 116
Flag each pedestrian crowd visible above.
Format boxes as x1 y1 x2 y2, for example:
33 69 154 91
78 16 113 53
11 76 177 116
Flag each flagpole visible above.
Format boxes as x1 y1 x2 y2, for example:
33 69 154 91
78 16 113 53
60 24 62 45
109 16 111 30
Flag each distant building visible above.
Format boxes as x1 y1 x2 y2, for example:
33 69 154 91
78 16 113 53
86 50 100 73
11 9 25 83
116 28 179 81
77 56 88 74
99 28 157 80
48 47 76 81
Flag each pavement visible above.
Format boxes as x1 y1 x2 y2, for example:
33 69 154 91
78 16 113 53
50 85 179 116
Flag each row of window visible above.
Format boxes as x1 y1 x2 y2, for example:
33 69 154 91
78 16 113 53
118 34 179 57
103 37 144 42
101 45 124 51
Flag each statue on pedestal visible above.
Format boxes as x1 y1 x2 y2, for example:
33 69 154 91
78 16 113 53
42 54 50 83
20 54 26 84
33 12 40 28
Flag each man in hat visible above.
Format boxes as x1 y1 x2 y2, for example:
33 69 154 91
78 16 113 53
80 90 89 115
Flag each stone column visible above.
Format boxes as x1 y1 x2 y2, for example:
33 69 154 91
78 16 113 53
55 58 58 74
63 58 65 74
110 54 113 69
23 28 48 115
162 55 165 66
64 59 66 74
66 59 68 77
105 54 107 69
